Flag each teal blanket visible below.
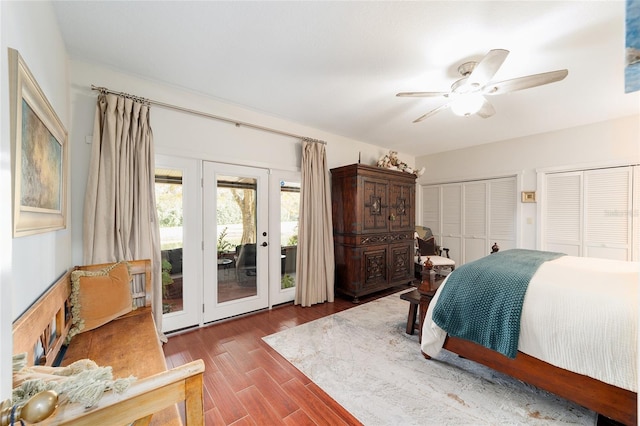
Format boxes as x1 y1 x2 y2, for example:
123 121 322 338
432 249 565 358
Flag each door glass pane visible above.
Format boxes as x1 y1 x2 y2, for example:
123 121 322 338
280 180 300 290
217 175 258 303
155 169 184 314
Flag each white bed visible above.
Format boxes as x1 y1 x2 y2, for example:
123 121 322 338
421 255 639 393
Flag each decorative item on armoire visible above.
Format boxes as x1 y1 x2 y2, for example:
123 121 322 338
376 150 425 176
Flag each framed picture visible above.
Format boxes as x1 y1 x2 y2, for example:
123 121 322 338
8 48 68 237
521 191 536 203
625 0 640 93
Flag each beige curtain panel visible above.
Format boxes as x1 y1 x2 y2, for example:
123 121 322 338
83 93 164 341
294 139 335 307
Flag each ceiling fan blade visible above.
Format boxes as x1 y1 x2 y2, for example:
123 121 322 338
413 103 450 123
476 99 495 118
396 91 449 98
467 49 509 88
484 69 568 95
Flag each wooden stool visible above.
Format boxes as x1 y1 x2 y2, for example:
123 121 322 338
400 289 420 335
400 275 444 342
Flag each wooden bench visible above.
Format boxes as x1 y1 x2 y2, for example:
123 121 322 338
12 259 205 425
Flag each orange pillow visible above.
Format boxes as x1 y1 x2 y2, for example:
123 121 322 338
67 262 132 342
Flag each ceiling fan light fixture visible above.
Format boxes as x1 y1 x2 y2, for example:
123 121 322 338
397 49 568 122
451 94 484 116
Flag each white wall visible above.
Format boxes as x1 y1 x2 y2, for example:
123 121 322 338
0 3 417 395
0 0 69 400
415 115 640 249
68 60 415 264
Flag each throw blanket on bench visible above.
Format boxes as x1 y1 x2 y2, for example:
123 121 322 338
432 249 566 358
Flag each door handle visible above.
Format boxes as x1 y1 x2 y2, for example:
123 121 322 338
261 242 268 247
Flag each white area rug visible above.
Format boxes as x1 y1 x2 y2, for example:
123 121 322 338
263 291 596 425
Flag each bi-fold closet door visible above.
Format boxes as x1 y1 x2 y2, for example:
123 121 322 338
541 165 638 261
421 177 517 267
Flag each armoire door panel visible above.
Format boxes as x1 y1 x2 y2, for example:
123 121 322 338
362 177 389 233
389 241 413 282
390 183 414 231
362 246 388 289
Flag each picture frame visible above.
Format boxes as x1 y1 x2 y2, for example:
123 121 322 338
8 48 68 237
521 191 536 203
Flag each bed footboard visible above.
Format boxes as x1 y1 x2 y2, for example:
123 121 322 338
422 335 637 425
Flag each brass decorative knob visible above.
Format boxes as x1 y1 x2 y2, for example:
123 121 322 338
1 390 58 426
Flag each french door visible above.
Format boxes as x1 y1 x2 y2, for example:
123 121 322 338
202 162 269 322
269 170 300 306
155 155 201 333
158 158 300 331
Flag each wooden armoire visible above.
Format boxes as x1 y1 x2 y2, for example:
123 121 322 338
331 164 416 302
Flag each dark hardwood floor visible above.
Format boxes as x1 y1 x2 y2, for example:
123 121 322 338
162 285 413 425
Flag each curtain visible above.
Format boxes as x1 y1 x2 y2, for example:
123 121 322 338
294 139 335 307
83 93 164 341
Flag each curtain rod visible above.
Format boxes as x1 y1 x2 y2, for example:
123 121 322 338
90 85 326 144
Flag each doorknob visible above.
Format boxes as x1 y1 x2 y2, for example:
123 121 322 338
261 242 268 247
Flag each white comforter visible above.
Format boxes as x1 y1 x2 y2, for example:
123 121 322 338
421 255 639 392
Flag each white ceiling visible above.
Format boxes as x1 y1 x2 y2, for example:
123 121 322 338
52 1 639 157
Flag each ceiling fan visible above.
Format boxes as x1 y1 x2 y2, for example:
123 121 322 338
396 49 568 122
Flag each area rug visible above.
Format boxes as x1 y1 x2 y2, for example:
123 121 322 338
263 291 596 425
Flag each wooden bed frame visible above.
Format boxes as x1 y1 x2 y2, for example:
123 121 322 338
417 278 638 426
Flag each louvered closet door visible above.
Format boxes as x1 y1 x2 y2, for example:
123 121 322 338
544 172 583 256
421 186 440 235
463 182 487 263
584 167 632 260
634 166 640 261
489 178 517 252
441 184 462 263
